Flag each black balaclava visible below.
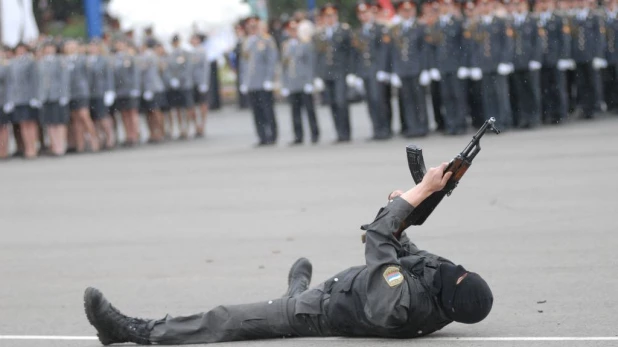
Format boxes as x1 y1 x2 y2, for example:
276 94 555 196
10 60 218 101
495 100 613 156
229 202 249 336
434 263 493 324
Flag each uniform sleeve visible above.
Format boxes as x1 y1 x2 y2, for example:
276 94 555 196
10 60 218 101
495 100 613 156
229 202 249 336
501 21 514 63
363 197 415 329
266 38 278 82
305 42 316 81
344 28 355 76
30 60 41 101
532 19 543 63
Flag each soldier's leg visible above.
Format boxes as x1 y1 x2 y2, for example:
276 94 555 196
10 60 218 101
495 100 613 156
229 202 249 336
540 67 552 124
576 63 595 119
325 80 341 139
431 81 443 132
440 74 456 134
481 75 498 126
495 74 513 130
512 71 528 128
381 82 393 133
398 86 407 134
363 77 382 139
263 91 278 143
451 74 468 134
399 77 414 136
302 93 320 143
528 70 542 127
334 78 351 141
566 69 577 113
409 77 429 136
248 91 267 144
554 68 569 123
290 92 303 143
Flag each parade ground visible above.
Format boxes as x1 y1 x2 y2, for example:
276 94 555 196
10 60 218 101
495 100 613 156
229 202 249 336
1 103 617 347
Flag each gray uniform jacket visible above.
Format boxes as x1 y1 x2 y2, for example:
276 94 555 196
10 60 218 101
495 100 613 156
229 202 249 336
604 13 618 64
389 20 429 77
281 38 315 93
7 54 39 106
317 197 453 337
314 23 354 80
510 15 542 71
66 54 90 100
38 55 70 103
87 55 114 98
240 34 279 91
113 52 140 98
538 13 571 67
167 48 194 90
191 47 210 90
352 23 390 79
462 20 480 68
0 58 10 106
472 17 514 73
429 17 466 74
140 51 165 94
571 12 605 63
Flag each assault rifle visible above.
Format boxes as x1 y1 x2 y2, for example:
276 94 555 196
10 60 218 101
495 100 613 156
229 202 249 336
360 118 500 244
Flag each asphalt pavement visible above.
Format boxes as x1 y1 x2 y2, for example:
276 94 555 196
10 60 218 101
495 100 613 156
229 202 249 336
1 102 617 347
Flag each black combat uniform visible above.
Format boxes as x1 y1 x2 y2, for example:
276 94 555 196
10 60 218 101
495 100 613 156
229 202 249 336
83 197 493 345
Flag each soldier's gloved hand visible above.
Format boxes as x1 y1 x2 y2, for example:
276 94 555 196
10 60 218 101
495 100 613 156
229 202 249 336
470 68 483 81
303 83 314 94
567 59 576 70
3 102 14 114
143 91 154 101
354 77 364 89
557 59 571 71
130 89 140 98
313 78 325 91
280 88 290 97
593 57 608 70
376 71 390 82
390 74 402 88
263 81 274 91
346 74 358 87
59 97 69 106
239 84 248 95
29 99 41 109
457 67 469 79
104 91 115 107
170 78 180 89
529 61 542 71
419 70 431 86
497 63 512 75
430 68 441 81
198 84 209 93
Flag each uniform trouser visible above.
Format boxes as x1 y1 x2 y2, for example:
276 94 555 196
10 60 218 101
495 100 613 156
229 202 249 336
439 73 467 133
467 79 485 128
248 90 277 143
540 66 568 123
325 79 351 141
399 76 428 137
381 83 394 133
431 81 444 131
602 65 618 112
575 63 599 118
566 68 577 112
362 77 390 138
148 289 336 345
510 70 541 128
289 92 319 142
481 73 512 130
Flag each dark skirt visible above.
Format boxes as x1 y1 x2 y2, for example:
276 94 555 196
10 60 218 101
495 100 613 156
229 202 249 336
141 92 166 113
90 98 109 120
167 89 195 109
43 102 70 125
11 105 38 123
69 98 90 111
194 87 209 104
0 109 10 125
115 97 139 111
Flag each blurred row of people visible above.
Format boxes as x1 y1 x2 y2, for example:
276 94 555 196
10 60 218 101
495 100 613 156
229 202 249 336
234 0 618 146
0 32 211 159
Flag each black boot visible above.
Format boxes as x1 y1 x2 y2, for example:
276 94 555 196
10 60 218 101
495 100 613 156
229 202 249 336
285 257 312 297
84 287 152 345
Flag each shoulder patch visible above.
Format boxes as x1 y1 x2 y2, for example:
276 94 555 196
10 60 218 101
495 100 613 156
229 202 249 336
383 266 404 287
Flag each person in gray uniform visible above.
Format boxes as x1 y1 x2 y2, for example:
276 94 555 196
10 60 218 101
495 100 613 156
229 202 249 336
64 39 100 153
507 0 542 128
280 19 320 145
462 0 485 129
154 42 173 139
0 47 12 159
7 43 41 159
571 0 606 119
140 39 166 143
112 39 141 146
352 1 392 141
313 4 354 143
388 0 430 138
602 0 618 113
428 0 469 135
87 39 116 149
38 40 70 156
536 0 571 124
471 0 514 131
190 33 210 138
166 35 195 140
239 16 279 146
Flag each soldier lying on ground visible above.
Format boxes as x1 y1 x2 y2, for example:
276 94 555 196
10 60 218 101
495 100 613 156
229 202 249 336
83 162 493 345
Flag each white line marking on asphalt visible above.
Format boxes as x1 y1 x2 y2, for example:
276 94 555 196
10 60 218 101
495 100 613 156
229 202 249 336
1 336 618 342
